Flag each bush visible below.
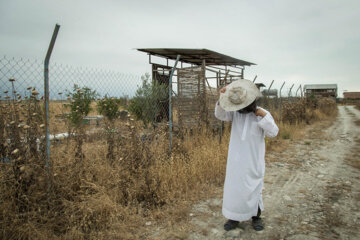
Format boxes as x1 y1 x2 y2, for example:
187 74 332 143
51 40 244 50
64 85 98 160
282 97 337 124
282 99 306 124
97 96 122 121
317 98 337 115
65 85 98 127
97 96 122 162
128 73 168 127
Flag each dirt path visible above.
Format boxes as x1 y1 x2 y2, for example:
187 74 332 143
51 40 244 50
185 106 360 240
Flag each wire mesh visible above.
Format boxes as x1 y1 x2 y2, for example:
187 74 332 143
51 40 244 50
1 55 307 163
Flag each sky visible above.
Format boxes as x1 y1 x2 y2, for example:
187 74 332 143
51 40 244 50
1 0 360 97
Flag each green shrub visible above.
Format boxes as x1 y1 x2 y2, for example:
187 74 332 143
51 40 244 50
128 73 168 127
97 96 122 121
65 85 98 127
64 85 97 159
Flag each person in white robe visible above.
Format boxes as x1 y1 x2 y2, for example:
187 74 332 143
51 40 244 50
214 79 279 231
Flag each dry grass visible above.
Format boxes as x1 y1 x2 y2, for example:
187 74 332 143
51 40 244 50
355 102 360 111
354 119 360 126
0 95 339 239
344 136 360 170
0 115 229 239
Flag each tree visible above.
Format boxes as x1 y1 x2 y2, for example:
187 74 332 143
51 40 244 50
128 73 168 127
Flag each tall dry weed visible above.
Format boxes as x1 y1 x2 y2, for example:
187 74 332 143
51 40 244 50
1 95 230 239
281 97 337 124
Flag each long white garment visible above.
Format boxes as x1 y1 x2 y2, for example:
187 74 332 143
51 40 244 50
214 102 279 221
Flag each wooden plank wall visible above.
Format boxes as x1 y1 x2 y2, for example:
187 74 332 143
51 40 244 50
177 66 221 129
177 66 204 128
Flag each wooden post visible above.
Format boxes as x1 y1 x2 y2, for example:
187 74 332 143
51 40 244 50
201 59 208 126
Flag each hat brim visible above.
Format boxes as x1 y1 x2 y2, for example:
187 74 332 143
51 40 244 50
219 79 262 111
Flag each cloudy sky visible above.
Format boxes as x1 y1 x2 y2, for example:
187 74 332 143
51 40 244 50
1 0 359 96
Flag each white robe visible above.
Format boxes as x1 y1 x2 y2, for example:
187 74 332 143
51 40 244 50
214 102 279 221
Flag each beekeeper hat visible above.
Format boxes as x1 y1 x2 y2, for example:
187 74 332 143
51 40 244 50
219 79 262 111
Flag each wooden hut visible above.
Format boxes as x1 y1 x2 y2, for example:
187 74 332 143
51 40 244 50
343 92 360 99
137 48 256 129
303 84 338 98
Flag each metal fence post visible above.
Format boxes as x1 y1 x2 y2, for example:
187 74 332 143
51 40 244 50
169 55 180 153
288 84 294 102
44 24 60 171
267 80 274 108
296 85 301 97
279 81 285 122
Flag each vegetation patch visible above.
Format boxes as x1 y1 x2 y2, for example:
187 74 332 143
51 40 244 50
0 80 340 239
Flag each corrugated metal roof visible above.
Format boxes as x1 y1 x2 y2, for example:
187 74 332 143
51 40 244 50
303 84 338 90
137 48 256 66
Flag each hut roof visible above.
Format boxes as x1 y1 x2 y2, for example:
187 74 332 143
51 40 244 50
137 48 256 66
303 84 338 90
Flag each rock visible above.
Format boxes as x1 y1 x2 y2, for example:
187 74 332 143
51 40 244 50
284 195 292 201
210 198 222 205
145 221 152 226
317 174 324 178
189 213 194 217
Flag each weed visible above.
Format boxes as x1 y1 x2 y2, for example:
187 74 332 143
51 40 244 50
97 96 123 163
64 85 97 160
282 133 291 139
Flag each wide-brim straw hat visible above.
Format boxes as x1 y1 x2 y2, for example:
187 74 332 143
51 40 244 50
219 79 262 111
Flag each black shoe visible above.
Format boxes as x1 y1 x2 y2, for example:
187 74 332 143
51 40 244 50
224 219 239 231
252 217 264 231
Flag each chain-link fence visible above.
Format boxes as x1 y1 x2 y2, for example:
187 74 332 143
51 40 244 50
1 54 319 164
0 55 146 131
0 55 156 168
0 55 141 99
0 55 311 139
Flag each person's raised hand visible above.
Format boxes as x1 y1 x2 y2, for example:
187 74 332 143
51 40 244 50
255 108 267 117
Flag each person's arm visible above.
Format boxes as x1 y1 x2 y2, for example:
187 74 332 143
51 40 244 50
215 101 233 121
255 108 279 138
214 86 233 121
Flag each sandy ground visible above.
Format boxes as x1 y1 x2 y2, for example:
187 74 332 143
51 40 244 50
171 106 360 240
